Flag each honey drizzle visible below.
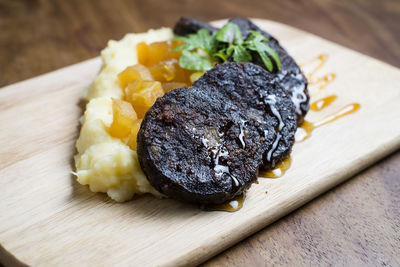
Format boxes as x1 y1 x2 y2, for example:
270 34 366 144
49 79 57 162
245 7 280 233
206 54 360 212
204 194 244 212
259 157 291 178
301 54 336 94
310 95 337 111
309 73 336 93
296 103 360 142
301 54 328 79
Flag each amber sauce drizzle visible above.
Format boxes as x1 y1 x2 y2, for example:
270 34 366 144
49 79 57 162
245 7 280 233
259 157 291 178
301 54 336 94
209 54 360 212
309 73 336 93
296 53 361 142
204 194 244 212
296 104 360 142
310 95 337 111
301 54 328 78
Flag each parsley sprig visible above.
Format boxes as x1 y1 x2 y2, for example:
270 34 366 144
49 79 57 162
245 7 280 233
172 23 281 72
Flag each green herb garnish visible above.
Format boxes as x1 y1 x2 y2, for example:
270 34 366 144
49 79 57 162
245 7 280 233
178 50 213 71
172 23 281 72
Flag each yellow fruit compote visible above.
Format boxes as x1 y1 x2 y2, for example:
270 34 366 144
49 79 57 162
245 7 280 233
112 40 194 151
74 28 195 202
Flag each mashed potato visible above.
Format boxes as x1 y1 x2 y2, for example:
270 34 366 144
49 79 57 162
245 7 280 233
74 28 173 202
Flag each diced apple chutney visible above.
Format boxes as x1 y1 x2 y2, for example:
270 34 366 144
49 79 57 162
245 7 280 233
137 41 183 66
124 80 164 118
126 119 143 151
118 64 154 89
110 40 196 149
109 99 138 139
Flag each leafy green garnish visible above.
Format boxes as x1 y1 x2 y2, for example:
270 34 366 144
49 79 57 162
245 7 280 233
173 23 281 72
244 31 281 70
173 29 216 54
190 71 206 83
216 23 243 44
178 50 213 71
233 45 252 62
246 30 269 43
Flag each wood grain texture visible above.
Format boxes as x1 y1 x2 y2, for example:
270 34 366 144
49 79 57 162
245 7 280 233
203 152 400 266
1 0 399 87
1 0 399 266
1 19 400 266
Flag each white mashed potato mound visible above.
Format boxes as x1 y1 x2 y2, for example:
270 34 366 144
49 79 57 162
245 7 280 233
74 28 173 202
85 28 174 100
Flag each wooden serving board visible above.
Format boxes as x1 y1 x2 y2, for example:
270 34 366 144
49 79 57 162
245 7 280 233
1 19 399 266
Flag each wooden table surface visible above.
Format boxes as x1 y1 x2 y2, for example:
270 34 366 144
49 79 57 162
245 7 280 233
1 0 399 266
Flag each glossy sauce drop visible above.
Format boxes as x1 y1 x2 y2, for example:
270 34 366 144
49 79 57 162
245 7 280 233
301 54 336 94
204 194 244 212
309 73 336 93
310 95 337 111
296 103 360 142
259 157 291 178
301 54 328 80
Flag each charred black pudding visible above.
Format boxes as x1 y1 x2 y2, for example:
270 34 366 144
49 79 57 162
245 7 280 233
137 86 264 204
173 17 309 124
138 62 297 204
194 62 297 170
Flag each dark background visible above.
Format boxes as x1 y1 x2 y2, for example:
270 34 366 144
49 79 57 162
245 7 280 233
1 0 399 266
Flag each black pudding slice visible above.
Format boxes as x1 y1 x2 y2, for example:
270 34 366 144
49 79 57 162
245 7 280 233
228 18 309 124
137 86 265 204
173 16 218 35
138 62 298 204
194 62 297 170
172 17 309 124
